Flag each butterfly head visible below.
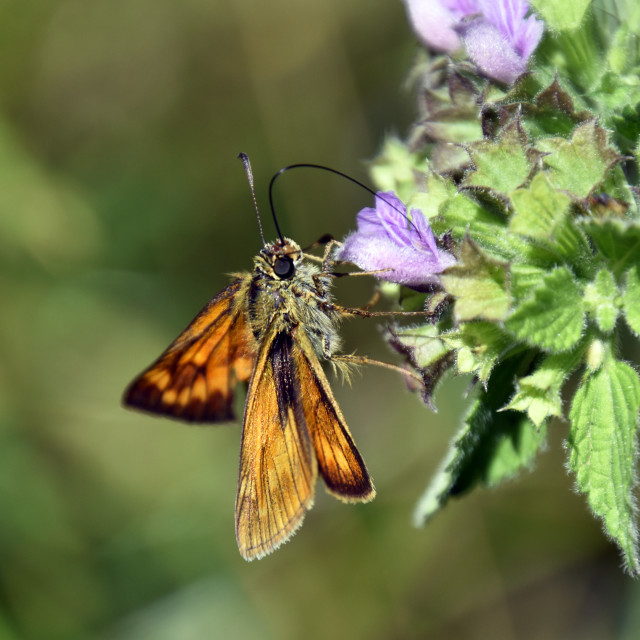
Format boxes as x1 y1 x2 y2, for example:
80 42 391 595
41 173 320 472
257 238 303 280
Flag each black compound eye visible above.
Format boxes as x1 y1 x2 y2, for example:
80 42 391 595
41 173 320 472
274 256 295 279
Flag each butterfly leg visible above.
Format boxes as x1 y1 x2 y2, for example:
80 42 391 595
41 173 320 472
335 305 432 319
320 333 425 387
331 353 425 386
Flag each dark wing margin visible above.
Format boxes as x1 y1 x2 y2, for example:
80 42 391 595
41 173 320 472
235 330 316 561
123 278 256 422
293 328 375 503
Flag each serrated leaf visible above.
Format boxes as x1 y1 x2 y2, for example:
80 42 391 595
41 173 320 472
506 349 584 426
537 121 623 199
424 290 450 317
506 266 585 351
567 355 640 576
462 121 533 195
508 172 590 263
510 173 572 240
415 66 485 152
440 236 510 322
510 263 550 303
423 115 483 144
415 357 547 525
442 322 515 383
530 0 591 31
581 218 640 278
609 102 640 158
370 137 425 201
583 269 619 333
435 192 527 261
437 190 496 229
386 324 455 410
430 142 473 175
489 77 593 140
387 323 449 369
623 266 640 335
408 171 457 220
528 77 593 137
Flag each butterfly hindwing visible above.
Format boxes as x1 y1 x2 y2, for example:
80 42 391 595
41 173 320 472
293 328 375 503
124 278 256 422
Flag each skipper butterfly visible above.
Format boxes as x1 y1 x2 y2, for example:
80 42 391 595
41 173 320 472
124 157 381 560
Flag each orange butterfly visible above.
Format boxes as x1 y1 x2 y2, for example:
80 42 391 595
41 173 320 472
124 232 375 560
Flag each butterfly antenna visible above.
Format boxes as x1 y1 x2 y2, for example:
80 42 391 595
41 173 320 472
268 163 420 235
238 153 267 246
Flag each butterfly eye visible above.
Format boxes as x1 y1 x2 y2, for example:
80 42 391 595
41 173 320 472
274 256 295 279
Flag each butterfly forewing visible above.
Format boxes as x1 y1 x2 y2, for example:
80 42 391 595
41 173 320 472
236 329 317 561
294 329 375 502
124 278 256 422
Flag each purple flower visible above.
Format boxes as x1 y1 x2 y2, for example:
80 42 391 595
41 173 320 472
402 0 543 84
337 191 456 290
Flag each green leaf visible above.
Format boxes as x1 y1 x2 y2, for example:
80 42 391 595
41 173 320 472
440 236 511 322
510 173 571 240
510 263 550 303
623 266 640 335
596 165 638 214
567 355 640 576
415 357 547 525
437 190 499 231
385 324 455 409
530 0 592 31
442 323 516 383
509 172 591 263
422 115 483 144
506 267 585 352
462 121 533 195
370 137 425 201
489 77 592 139
609 103 640 159
526 77 593 137
435 190 529 262
407 171 456 220
581 218 640 278
583 269 619 333
506 349 584 426
387 323 450 370
537 120 623 199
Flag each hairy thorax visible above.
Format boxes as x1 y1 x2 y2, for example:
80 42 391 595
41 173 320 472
243 238 342 359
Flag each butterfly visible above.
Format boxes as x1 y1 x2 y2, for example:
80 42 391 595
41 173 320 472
123 231 376 560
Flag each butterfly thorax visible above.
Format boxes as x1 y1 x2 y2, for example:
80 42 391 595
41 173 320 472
245 238 342 359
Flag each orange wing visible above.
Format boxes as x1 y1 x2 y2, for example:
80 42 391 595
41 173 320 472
235 330 317 561
294 329 375 503
124 278 256 422
235 327 375 561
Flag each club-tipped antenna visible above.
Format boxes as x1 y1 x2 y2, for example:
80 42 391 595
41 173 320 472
268 163 419 235
238 152 270 246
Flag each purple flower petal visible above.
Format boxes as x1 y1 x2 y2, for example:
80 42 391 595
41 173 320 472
402 0 472 53
478 0 543 59
403 0 543 84
337 191 456 289
459 19 527 84
359 192 412 246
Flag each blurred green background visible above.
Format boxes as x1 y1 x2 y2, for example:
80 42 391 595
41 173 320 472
1 1 639 639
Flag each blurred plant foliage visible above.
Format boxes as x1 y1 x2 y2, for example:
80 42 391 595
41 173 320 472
3 1 640 639
372 0 640 575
